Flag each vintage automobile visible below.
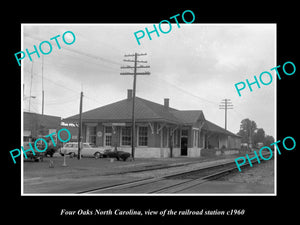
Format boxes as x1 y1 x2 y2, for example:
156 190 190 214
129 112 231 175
23 141 44 162
103 149 131 161
44 142 61 157
60 142 104 158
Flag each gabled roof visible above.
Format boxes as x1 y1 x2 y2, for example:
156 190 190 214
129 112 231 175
64 97 182 124
170 110 205 125
202 120 240 138
24 112 61 129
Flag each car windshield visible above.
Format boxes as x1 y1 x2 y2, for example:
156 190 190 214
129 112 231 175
64 143 78 148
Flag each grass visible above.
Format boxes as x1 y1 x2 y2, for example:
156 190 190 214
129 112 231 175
23 153 251 194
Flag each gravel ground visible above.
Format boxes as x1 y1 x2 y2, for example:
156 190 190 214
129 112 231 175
217 159 275 186
24 154 274 194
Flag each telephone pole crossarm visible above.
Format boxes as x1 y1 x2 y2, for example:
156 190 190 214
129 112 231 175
124 54 135 57
124 53 147 57
121 65 150 69
120 72 150 75
123 59 135 62
136 72 150 75
120 72 134 75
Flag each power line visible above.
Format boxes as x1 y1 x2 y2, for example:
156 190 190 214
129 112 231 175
24 34 122 67
46 96 79 106
23 67 106 115
153 75 219 106
24 48 120 74
23 66 113 111
23 67 80 95
232 108 248 119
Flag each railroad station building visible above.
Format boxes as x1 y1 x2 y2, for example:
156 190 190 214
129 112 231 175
63 90 241 158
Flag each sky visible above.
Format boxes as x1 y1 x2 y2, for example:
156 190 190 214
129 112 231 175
22 23 276 137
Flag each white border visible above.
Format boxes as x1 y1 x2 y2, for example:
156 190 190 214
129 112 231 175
21 23 277 196
274 23 277 196
21 23 24 195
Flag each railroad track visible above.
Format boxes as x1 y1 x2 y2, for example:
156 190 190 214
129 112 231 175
78 153 269 194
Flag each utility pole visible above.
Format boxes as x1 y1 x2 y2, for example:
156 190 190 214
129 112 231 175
77 91 83 160
249 121 256 151
41 55 44 115
29 61 34 112
219 99 233 130
120 53 150 160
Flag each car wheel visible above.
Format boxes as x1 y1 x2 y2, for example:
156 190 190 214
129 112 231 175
94 152 101 159
70 152 75 158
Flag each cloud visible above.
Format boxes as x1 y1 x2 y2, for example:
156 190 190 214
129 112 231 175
23 24 276 136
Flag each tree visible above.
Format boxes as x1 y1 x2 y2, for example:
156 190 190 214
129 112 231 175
253 128 265 145
237 118 257 144
264 135 275 148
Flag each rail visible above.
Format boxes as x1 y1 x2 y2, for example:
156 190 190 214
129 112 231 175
78 153 270 194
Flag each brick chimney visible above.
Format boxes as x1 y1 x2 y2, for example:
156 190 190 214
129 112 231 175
127 89 133 100
164 98 169 109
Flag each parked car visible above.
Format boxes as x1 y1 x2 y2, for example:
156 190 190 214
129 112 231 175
44 142 60 157
60 142 104 158
23 141 44 162
103 149 131 161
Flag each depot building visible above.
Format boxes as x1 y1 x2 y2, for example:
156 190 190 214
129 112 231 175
63 90 241 158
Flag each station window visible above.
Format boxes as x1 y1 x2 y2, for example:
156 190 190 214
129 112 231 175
174 129 179 147
138 126 148 146
193 130 199 147
104 126 112 146
121 126 132 146
87 126 97 145
181 129 188 137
